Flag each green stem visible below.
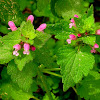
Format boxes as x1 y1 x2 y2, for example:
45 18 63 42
72 87 77 94
31 96 40 100
76 84 82 100
42 70 62 78
37 68 54 100
43 68 61 71
78 96 82 100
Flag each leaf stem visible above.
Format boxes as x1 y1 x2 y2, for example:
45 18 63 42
37 68 54 100
31 96 40 100
72 87 77 94
43 68 61 71
76 84 82 100
42 70 62 78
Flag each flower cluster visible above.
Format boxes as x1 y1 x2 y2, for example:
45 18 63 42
69 14 79 28
8 15 47 32
13 43 36 56
13 42 36 56
67 14 100 54
66 14 79 44
90 29 100 53
91 43 99 53
8 15 46 56
66 34 77 44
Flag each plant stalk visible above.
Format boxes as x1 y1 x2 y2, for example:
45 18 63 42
37 68 54 100
42 70 62 78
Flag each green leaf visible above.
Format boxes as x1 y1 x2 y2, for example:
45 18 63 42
81 36 96 46
57 45 95 91
74 17 85 33
55 0 84 19
83 15 94 31
45 21 74 40
37 0 50 12
34 45 57 68
0 30 21 48
43 92 56 100
20 21 36 39
0 67 34 100
0 82 32 100
34 30 51 49
14 50 35 71
0 30 21 64
45 20 73 35
21 36 34 45
1 67 11 80
0 46 13 64
7 60 37 91
87 5 94 17
16 0 29 11
77 71 100 100
34 0 54 17
50 0 59 17
0 24 10 34
0 0 24 26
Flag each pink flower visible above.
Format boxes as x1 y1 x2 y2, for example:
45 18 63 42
31 46 36 51
66 39 71 44
77 34 81 37
69 34 77 40
8 21 17 31
70 19 75 23
23 43 30 55
13 44 21 51
37 23 47 31
94 43 99 48
69 18 76 28
90 43 99 53
66 34 77 44
27 15 34 24
96 29 100 35
13 44 21 56
13 50 19 56
69 23 76 28
91 48 96 53
23 50 30 55
74 14 79 18
69 23 73 28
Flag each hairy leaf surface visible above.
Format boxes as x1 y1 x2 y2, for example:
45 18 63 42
77 71 100 100
7 60 37 91
57 45 95 91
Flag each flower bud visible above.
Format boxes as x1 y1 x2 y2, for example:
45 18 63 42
96 29 100 35
8 21 17 31
31 46 36 51
70 19 75 23
77 34 81 37
74 14 79 18
69 34 77 40
27 15 34 24
37 23 47 31
94 43 99 48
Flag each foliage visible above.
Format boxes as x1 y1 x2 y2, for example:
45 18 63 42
1 0 100 100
